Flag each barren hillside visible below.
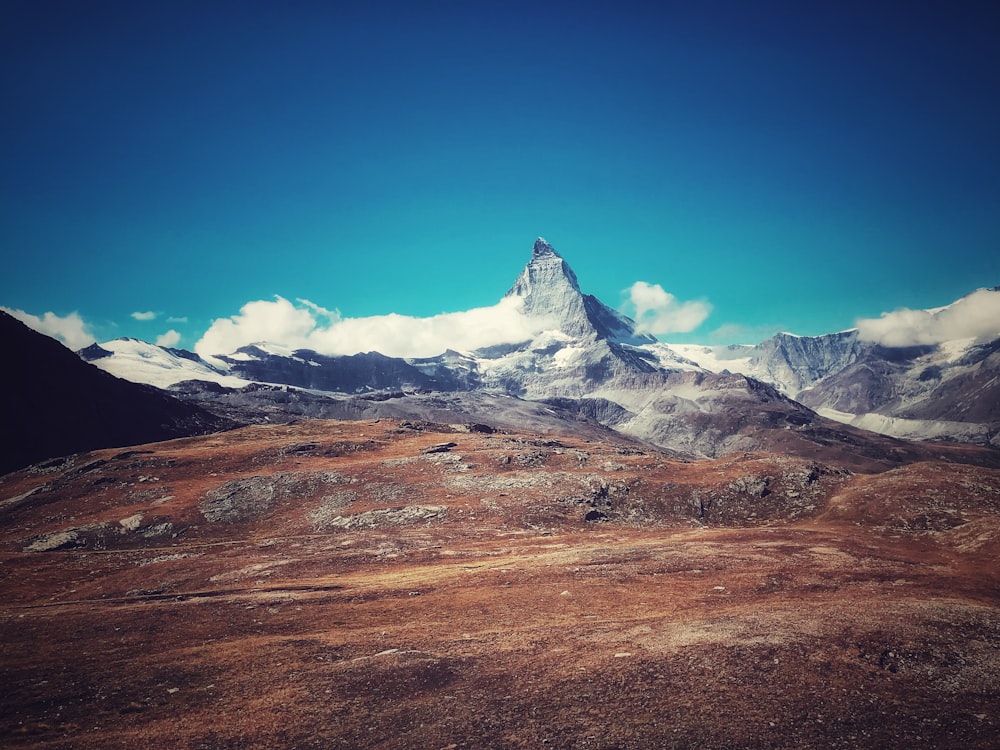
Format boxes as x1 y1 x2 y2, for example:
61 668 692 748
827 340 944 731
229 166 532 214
1 419 998 748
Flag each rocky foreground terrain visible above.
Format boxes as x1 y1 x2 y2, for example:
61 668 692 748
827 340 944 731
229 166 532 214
1 419 999 748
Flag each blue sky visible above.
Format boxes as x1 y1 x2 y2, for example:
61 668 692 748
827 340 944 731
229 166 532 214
2 1 999 353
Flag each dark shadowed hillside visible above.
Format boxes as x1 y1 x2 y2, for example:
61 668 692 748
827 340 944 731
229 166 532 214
0 312 235 475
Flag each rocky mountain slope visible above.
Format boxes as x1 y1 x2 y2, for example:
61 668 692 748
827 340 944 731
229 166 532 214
0 311 235 475
670 300 1000 447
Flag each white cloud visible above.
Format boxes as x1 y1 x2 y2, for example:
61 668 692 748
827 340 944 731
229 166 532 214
296 299 339 320
167 315 188 324
194 295 542 359
856 288 1000 347
621 281 711 336
195 297 318 357
156 329 182 348
2 307 95 350
131 310 157 321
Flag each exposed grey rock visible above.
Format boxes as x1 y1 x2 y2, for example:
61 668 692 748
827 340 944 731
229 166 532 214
729 476 771 498
423 442 458 454
307 491 359 530
23 528 83 552
319 505 447 530
199 475 276 523
747 331 867 393
199 471 350 523
22 523 110 552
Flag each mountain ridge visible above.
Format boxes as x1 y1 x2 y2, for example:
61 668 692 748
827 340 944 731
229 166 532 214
66 239 1000 454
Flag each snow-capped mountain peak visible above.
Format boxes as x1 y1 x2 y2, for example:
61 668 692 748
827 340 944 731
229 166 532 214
504 237 652 345
531 236 562 259
507 238 582 301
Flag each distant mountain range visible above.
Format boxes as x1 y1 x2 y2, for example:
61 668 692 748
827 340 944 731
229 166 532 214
4 239 997 475
71 238 1000 461
670 329 1000 445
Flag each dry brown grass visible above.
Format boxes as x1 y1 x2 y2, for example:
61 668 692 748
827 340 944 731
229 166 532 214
1 420 998 748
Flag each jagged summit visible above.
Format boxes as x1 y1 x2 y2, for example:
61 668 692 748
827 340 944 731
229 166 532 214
509 238 581 301
505 238 654 345
532 237 559 259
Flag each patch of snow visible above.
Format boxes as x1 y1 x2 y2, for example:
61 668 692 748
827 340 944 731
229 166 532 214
552 345 585 368
250 341 297 357
664 343 753 374
633 343 706 372
816 408 991 443
936 337 976 360
91 338 250 389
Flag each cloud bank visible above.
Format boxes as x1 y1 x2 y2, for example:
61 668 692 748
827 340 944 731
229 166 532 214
156 330 182 347
194 296 544 359
622 281 711 335
856 288 1000 347
2 307 95 350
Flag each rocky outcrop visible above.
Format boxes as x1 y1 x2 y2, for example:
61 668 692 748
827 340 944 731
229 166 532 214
199 471 350 523
746 330 867 393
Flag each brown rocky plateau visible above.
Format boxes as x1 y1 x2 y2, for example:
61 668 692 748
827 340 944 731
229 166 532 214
1 419 998 748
